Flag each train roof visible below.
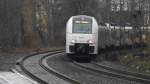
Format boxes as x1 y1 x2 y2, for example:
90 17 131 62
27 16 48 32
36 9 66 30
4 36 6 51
72 15 93 19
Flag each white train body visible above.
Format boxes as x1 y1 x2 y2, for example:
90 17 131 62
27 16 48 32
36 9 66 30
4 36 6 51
98 24 146 49
66 15 147 59
66 15 98 56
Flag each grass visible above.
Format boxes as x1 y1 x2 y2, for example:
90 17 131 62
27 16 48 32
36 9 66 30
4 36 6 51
119 47 150 74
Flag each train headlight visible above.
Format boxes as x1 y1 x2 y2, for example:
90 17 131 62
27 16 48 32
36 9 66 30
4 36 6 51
71 40 76 43
88 40 93 44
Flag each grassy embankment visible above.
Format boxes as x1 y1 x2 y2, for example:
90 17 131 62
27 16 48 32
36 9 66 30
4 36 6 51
119 32 150 74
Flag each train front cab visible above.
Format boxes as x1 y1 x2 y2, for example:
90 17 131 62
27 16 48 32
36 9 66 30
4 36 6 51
66 16 99 59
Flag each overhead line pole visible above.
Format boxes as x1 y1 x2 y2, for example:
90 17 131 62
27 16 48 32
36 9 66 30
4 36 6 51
119 0 122 46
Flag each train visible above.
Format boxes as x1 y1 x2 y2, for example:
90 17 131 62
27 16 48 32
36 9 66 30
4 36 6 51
66 15 147 60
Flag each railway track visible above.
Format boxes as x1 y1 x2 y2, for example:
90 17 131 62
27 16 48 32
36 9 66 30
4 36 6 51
92 62 150 81
14 49 149 84
39 52 81 84
15 50 81 84
73 61 150 84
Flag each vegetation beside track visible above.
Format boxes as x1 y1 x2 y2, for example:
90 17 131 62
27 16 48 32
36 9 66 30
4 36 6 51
0 46 64 53
117 31 150 74
119 44 150 74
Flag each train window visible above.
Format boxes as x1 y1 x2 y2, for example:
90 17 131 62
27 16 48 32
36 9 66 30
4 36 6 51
72 18 92 34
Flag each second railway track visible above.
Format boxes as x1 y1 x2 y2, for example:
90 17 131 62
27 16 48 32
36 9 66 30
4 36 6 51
92 62 150 81
73 61 150 84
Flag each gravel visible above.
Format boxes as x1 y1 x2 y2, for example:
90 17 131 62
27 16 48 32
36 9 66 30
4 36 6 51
96 60 130 71
0 52 33 71
22 52 71 84
46 54 142 84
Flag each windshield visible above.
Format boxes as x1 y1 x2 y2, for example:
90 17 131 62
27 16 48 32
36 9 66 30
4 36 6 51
73 18 92 34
